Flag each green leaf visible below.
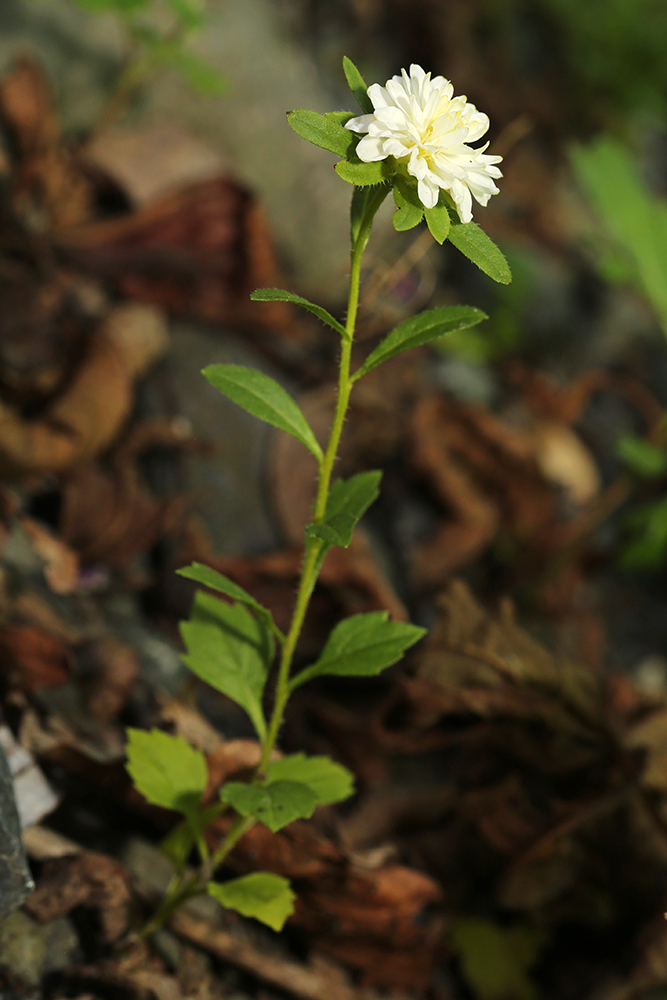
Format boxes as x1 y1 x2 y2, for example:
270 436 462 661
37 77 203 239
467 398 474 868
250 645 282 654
180 592 273 739
342 56 373 114
424 197 451 244
392 180 424 232
351 187 371 244
571 138 667 336
220 780 318 832
177 562 283 641
617 434 667 478
208 873 295 932
451 918 548 1000
448 216 512 284
125 729 207 816
335 158 394 186
291 611 426 689
155 46 229 95
165 0 204 29
287 109 356 158
266 753 354 805
353 305 487 379
251 288 346 338
307 471 382 548
620 495 667 570
159 802 223 871
203 365 323 462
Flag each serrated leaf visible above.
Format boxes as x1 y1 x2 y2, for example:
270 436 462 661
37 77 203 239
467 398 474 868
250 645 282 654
220 780 318 832
251 288 346 337
617 434 667 478
208 873 295 931
447 216 512 284
353 305 487 380
177 562 283 641
307 471 381 548
342 56 373 114
291 611 426 689
287 109 356 158
424 198 451 244
203 365 323 462
159 802 223 871
266 753 354 804
335 158 394 186
180 592 273 739
392 183 424 232
126 729 207 816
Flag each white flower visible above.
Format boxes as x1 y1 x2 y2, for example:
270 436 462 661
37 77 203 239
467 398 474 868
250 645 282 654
345 64 502 223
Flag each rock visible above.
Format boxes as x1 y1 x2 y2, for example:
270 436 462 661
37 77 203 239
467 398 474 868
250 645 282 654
0 743 33 919
0 910 45 985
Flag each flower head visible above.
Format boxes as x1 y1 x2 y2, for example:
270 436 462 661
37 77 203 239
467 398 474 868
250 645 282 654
345 64 502 223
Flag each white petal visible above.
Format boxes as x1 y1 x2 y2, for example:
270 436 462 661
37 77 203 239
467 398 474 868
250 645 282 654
368 83 391 110
450 180 473 223
345 114 375 134
355 134 388 162
417 175 440 209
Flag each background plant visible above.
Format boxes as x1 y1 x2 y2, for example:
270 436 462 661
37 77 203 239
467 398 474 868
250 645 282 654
31 0 227 133
124 56 511 935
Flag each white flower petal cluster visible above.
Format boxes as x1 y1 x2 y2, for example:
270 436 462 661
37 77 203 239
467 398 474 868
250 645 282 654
345 64 502 223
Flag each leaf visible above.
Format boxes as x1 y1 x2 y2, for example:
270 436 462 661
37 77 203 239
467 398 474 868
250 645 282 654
451 918 548 1000
125 728 207 817
353 306 487 379
157 47 229 96
351 186 371 244
208 873 295 932
180 592 273 739
220 780 318 832
424 198 451 244
291 611 426 689
448 216 512 284
342 56 373 114
266 753 354 804
392 181 424 232
307 471 382 547
177 562 283 640
159 802 223 871
570 138 667 335
203 365 323 462
335 158 394 186
251 288 347 338
620 495 667 570
617 434 667 478
165 0 205 29
287 109 356 158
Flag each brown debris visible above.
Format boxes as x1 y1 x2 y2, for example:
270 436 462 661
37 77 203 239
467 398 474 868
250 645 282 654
0 622 72 693
25 851 134 942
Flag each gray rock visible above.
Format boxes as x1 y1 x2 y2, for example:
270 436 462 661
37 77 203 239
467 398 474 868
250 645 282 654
0 746 33 920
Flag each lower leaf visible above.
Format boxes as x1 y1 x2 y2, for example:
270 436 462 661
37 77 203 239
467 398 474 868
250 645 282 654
208 873 295 932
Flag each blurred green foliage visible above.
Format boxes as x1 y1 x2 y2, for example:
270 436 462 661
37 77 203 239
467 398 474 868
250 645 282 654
451 918 548 1000
571 138 667 336
32 0 227 102
433 248 533 364
485 0 667 123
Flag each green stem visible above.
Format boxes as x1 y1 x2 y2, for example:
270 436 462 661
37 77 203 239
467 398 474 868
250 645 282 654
140 185 387 937
258 185 388 774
